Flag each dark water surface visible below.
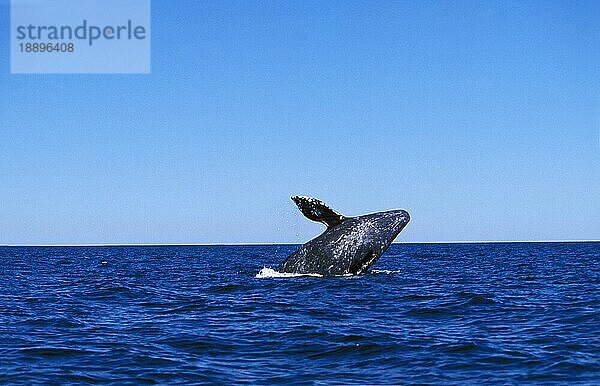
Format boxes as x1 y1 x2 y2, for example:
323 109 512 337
1 243 599 384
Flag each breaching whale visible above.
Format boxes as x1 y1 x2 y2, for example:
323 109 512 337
278 196 410 276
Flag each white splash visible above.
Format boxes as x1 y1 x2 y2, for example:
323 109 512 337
256 267 398 278
370 269 401 274
255 267 323 278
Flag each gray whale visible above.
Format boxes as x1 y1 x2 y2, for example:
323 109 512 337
278 196 410 275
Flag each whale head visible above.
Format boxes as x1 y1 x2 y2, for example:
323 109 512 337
361 209 410 241
335 209 410 274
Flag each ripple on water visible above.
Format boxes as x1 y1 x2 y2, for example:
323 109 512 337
0 243 598 384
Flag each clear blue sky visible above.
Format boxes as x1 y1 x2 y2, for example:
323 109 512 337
1 1 599 244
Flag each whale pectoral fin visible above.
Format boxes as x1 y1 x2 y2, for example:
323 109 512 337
291 195 346 228
349 251 377 275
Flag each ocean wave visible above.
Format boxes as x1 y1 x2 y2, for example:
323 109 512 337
3 243 598 384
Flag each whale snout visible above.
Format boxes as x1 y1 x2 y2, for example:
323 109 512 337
387 209 410 227
396 209 410 223
387 210 410 235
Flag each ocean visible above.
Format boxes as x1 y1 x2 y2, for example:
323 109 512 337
1 243 598 384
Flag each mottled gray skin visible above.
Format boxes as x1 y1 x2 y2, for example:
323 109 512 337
279 209 410 275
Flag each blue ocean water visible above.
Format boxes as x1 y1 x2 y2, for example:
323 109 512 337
0 243 598 384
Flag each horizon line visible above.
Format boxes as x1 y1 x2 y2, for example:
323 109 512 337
0 239 598 247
